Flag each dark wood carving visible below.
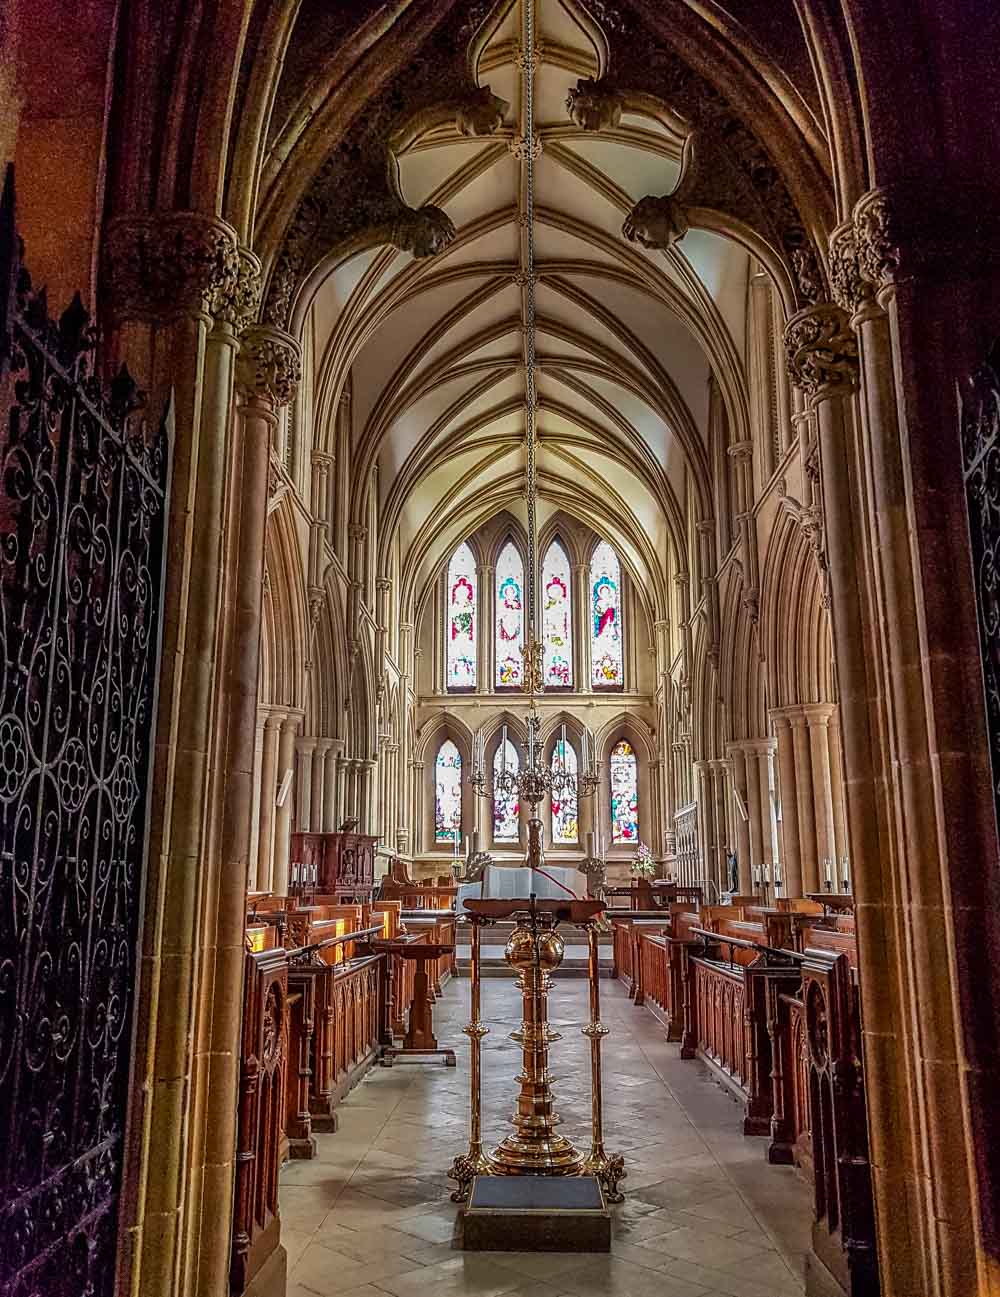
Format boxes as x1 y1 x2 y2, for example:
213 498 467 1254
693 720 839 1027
801 952 878 1296
288 830 376 902
0 165 169 1297
231 949 288 1294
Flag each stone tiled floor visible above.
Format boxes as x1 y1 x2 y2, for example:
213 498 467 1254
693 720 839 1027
279 977 810 1297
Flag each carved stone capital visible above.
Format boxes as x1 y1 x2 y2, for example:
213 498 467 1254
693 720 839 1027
237 325 302 407
622 194 689 250
214 245 262 331
390 205 456 259
853 188 900 293
783 303 859 400
566 78 623 132
727 439 754 463
104 212 240 322
827 219 870 315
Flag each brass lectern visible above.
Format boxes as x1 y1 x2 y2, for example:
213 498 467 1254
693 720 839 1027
448 896 625 1204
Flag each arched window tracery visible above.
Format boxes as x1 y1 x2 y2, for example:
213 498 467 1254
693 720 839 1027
551 737 579 844
495 541 524 688
609 739 639 844
542 539 573 688
493 738 520 841
446 541 477 690
435 739 462 843
590 540 623 687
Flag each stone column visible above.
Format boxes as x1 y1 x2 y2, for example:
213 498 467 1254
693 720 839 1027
312 739 331 833
274 715 300 894
789 713 819 894
322 741 339 832
411 759 425 853
771 713 803 898
479 564 494 690
757 741 779 868
336 755 350 829
829 712 848 863
693 759 711 888
743 742 767 884
256 712 282 889
360 757 376 835
296 737 316 832
574 563 592 690
727 745 753 893
806 705 837 873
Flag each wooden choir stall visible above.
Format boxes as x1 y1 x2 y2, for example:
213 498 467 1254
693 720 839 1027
611 896 877 1297
231 835 456 1295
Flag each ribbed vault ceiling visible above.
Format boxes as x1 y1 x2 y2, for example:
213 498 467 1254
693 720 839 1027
301 0 755 618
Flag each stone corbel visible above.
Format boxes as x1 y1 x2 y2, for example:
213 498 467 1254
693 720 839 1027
622 194 689 251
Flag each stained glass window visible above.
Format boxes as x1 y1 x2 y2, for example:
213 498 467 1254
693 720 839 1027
551 738 579 844
493 738 520 841
446 541 477 689
591 540 623 687
495 541 524 688
435 740 463 843
542 539 573 688
610 739 639 844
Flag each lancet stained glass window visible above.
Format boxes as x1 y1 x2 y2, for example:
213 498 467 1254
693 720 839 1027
493 738 520 841
551 738 579 844
542 539 573 687
610 739 639 844
435 740 462 843
591 540 623 687
495 541 524 688
446 541 477 689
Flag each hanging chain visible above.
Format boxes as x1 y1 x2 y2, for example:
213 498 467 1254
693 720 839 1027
523 0 538 643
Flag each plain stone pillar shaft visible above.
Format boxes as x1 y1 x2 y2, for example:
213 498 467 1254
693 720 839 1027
297 738 315 832
322 744 338 833
256 714 281 888
729 747 753 893
774 716 803 897
791 716 818 894
273 717 298 894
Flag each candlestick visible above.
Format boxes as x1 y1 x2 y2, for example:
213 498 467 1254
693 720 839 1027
824 857 833 890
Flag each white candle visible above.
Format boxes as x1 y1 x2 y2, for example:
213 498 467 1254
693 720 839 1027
824 857 833 886
464 835 469 859
586 830 596 857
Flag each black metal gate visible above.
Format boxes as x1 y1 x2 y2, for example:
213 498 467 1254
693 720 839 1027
0 168 169 1297
962 340 1000 831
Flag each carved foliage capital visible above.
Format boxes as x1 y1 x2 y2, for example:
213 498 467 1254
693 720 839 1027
827 219 869 314
104 212 240 322
853 188 900 293
237 325 301 407
215 246 262 331
784 303 858 400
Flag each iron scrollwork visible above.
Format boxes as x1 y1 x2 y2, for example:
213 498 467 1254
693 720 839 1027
0 167 168 1297
962 341 1000 833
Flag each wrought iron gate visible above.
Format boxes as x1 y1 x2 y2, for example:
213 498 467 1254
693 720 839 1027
962 340 1000 831
0 168 169 1297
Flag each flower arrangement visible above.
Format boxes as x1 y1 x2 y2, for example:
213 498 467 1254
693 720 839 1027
630 841 656 878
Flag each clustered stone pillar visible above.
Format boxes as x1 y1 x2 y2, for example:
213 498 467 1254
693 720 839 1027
273 714 300 894
255 711 282 889
767 704 843 895
726 739 778 893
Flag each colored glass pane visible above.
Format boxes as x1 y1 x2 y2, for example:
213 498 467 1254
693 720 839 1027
434 740 463 843
610 739 639 843
551 738 579 844
591 540 623 686
495 541 524 688
446 542 477 689
493 738 520 841
542 540 573 687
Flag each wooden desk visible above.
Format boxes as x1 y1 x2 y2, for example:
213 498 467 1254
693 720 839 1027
374 938 456 1065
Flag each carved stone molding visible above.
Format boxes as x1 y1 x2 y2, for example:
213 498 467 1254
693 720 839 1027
104 212 240 322
237 326 302 407
566 78 624 132
509 134 543 161
622 194 689 250
784 303 859 400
